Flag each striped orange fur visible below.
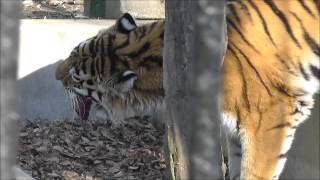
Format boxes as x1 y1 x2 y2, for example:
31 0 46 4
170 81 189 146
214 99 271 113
56 1 319 179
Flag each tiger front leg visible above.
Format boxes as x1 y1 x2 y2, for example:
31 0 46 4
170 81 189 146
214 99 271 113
239 110 297 180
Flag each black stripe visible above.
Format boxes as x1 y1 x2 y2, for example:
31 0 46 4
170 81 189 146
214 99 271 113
73 74 80 81
148 55 163 63
86 80 93 86
88 37 97 58
227 17 261 54
276 54 290 70
81 42 86 55
231 43 273 96
95 57 101 80
273 83 294 97
248 0 276 47
75 66 80 76
107 35 118 74
229 45 251 112
115 33 130 51
119 58 130 69
133 30 139 40
95 37 101 52
234 152 242 157
298 0 316 17
81 57 87 62
279 153 287 159
237 0 253 22
127 42 151 58
304 31 320 57
138 56 163 71
100 37 106 76
290 108 302 115
291 12 320 57
263 0 302 49
74 44 80 53
276 54 297 76
81 62 86 74
140 55 163 67
312 0 320 12
268 122 291 131
298 62 310 80
97 91 103 101
139 61 152 70
298 100 308 107
235 104 241 132
276 54 299 74
160 31 164 40
310 65 320 79
255 96 263 133
90 61 95 76
149 21 158 32
87 89 92 97
229 3 241 25
139 26 147 40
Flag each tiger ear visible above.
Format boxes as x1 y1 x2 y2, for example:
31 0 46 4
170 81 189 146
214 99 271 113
117 13 137 34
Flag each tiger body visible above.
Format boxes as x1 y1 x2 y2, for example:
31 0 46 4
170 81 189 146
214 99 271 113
224 0 319 179
56 1 319 179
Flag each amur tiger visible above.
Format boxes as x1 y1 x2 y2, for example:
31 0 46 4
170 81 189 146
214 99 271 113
55 0 319 179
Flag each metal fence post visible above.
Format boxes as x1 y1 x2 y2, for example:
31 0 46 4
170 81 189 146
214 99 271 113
1 0 20 179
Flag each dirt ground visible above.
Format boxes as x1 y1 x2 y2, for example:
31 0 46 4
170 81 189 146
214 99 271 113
22 0 86 19
17 117 166 180
19 1 166 179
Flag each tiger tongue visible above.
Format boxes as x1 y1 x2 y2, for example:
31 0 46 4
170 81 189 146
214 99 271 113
74 96 92 120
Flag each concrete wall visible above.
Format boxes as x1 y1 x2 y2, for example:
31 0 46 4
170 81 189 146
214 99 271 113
17 19 116 120
18 19 319 178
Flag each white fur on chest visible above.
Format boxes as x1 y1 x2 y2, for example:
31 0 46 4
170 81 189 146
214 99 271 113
221 112 238 135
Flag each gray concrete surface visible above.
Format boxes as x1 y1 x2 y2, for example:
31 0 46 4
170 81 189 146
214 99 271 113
17 19 319 178
17 19 117 120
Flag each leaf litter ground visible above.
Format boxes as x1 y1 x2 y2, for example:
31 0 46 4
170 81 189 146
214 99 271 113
17 117 166 180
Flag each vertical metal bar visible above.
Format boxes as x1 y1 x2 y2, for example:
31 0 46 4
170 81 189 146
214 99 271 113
0 0 20 179
189 0 226 179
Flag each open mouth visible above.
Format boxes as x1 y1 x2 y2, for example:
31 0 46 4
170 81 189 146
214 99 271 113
66 89 92 120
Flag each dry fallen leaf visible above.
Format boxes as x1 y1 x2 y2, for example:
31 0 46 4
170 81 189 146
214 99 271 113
17 117 165 179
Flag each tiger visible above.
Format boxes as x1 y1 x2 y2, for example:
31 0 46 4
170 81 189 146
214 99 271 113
56 13 165 122
55 0 319 179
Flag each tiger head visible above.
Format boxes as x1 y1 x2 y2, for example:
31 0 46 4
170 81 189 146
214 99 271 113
55 13 165 120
